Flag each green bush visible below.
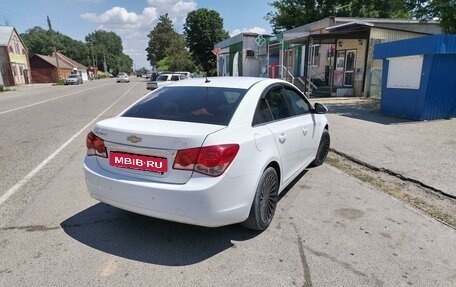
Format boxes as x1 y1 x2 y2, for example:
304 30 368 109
0 85 11 92
53 79 65 86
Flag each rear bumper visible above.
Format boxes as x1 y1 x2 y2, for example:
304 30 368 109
83 157 254 227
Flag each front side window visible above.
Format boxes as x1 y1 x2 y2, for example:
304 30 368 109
282 87 311 115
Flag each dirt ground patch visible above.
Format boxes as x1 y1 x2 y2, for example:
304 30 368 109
326 151 456 230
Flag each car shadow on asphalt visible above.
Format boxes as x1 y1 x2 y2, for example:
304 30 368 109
60 202 260 266
323 100 414 125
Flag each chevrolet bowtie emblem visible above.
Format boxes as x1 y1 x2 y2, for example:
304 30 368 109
127 136 142 144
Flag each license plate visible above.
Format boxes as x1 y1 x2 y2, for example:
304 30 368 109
109 152 167 173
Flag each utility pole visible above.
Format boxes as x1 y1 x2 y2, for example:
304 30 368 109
47 16 61 80
103 48 107 73
90 43 95 69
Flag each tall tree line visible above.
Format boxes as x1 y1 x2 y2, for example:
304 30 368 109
21 27 132 75
266 0 456 33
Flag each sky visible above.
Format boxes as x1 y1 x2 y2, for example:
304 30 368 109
0 0 274 69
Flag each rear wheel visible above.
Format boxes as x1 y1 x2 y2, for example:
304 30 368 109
242 167 279 231
310 129 330 167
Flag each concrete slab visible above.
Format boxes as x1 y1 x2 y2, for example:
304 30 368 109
312 98 456 197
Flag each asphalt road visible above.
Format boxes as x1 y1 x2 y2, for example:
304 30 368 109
1 78 455 286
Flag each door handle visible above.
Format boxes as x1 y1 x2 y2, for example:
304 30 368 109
302 128 308 135
278 133 286 143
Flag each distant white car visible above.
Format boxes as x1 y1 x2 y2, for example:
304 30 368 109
146 73 185 90
64 74 83 85
174 71 193 79
84 77 330 230
116 72 130 83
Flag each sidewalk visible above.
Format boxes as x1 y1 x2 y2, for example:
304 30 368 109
312 98 456 198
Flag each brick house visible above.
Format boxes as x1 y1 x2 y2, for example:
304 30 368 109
0 26 31 87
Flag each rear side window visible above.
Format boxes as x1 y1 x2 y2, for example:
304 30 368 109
157 75 169 81
265 87 293 120
122 87 246 125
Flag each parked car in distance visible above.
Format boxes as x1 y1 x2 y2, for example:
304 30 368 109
64 74 83 85
116 72 130 83
84 77 330 231
146 73 186 90
174 71 193 79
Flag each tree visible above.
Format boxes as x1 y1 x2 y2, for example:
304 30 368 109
407 0 456 33
21 27 53 55
146 14 175 67
265 0 326 33
85 30 132 75
21 26 91 66
183 8 229 74
163 33 194 71
146 14 195 71
265 0 411 33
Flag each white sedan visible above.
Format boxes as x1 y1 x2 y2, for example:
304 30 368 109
146 73 185 90
84 77 330 230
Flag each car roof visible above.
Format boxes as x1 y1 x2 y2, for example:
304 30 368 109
166 76 284 89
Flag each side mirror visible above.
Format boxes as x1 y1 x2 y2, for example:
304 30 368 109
313 103 328 114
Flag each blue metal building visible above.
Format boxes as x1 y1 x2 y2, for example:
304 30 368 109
374 35 456 120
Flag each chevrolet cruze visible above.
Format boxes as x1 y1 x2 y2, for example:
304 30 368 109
84 77 330 230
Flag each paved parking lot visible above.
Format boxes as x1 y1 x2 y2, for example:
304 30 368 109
1 83 455 286
312 98 456 198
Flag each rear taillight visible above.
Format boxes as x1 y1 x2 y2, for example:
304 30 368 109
86 131 107 158
173 144 239 177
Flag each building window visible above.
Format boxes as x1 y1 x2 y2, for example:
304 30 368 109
19 65 24 76
12 65 17 76
8 46 13 53
310 45 320 67
14 42 20 54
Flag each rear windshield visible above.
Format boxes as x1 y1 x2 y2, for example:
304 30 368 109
122 86 246 125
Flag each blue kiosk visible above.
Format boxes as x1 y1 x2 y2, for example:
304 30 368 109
374 35 456 120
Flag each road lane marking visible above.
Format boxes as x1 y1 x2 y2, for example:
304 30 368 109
0 83 112 115
0 83 140 206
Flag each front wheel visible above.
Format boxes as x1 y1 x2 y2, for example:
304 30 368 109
310 129 330 167
242 167 279 231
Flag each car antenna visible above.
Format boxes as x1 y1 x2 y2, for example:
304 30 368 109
205 74 210 83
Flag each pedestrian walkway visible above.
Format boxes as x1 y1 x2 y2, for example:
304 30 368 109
312 98 456 198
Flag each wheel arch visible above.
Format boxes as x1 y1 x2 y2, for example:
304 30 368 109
265 160 281 187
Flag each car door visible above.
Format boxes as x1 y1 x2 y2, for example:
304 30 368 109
261 86 303 183
281 85 318 165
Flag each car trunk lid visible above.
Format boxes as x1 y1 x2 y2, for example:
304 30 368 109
92 117 225 184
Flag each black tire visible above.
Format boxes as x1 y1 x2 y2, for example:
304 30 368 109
310 129 330 167
242 167 279 231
